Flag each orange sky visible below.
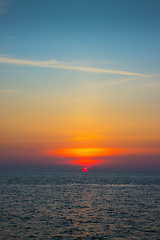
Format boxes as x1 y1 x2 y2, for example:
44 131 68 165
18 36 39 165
0 1 160 172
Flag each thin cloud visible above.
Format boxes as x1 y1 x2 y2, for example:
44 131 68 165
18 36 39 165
0 0 8 16
70 59 123 65
89 77 141 89
0 99 10 102
8 36 14 39
73 135 114 141
0 57 150 77
0 90 20 93
96 60 123 65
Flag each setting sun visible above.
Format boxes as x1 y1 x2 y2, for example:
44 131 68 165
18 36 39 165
82 167 88 172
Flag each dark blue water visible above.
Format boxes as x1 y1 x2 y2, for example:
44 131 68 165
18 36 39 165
1 172 160 239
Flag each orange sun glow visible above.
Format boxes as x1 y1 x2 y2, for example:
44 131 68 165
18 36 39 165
41 147 160 168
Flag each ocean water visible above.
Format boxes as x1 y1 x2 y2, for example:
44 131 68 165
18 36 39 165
0 172 160 239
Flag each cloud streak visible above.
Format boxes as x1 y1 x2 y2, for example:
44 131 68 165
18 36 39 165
73 135 114 141
0 90 20 93
0 0 8 16
0 57 150 77
0 100 10 102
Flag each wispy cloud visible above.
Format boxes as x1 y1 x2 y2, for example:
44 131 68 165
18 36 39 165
89 77 142 89
102 60 123 64
0 0 8 16
0 57 150 77
0 99 10 102
73 135 114 141
70 59 123 65
0 90 20 93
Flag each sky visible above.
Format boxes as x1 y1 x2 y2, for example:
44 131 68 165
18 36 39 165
0 0 160 172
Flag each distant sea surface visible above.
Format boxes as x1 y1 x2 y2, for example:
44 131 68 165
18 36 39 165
1 172 160 239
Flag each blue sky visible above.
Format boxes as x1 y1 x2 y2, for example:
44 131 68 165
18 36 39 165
1 0 159 72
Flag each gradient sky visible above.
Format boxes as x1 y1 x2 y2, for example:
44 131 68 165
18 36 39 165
0 0 160 172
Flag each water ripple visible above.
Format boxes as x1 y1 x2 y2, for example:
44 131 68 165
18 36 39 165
0 172 160 239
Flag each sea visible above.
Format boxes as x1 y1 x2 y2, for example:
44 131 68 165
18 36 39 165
0 172 160 239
